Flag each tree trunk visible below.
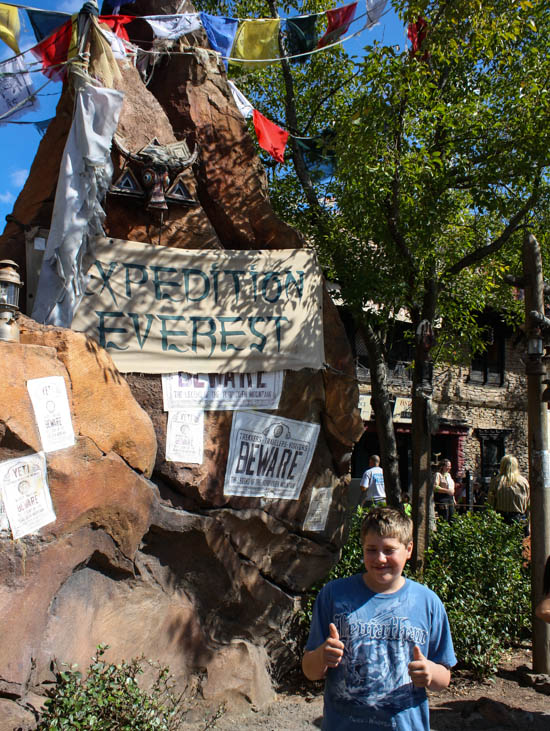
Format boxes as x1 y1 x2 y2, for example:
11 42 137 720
410 316 435 572
362 323 402 506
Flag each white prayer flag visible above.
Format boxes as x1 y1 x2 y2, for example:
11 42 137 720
165 409 204 464
0 54 39 124
0 452 56 540
27 376 75 452
228 80 254 119
144 13 201 39
366 0 387 28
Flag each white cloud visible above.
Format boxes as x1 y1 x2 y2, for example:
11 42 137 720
0 192 15 204
10 169 29 187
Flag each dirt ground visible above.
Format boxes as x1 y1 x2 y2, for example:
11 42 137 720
182 648 550 730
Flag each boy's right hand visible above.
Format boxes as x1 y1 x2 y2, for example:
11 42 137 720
323 623 344 668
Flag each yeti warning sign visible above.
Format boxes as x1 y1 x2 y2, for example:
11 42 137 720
224 411 320 500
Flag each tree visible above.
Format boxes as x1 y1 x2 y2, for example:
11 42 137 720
196 0 550 565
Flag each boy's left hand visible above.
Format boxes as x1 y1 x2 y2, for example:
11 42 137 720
408 645 432 687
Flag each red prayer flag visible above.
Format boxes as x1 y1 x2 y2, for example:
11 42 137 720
407 17 428 57
317 2 357 49
253 109 289 164
30 18 74 81
98 15 134 42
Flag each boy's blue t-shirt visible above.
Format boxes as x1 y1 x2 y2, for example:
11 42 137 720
305 575 457 731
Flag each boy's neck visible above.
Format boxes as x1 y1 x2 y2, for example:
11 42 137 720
362 572 406 594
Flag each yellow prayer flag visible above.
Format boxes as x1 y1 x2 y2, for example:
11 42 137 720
230 18 280 69
67 15 79 60
0 3 20 54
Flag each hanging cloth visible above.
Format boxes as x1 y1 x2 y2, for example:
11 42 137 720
143 14 201 40
284 15 317 63
199 13 238 68
0 55 39 123
33 117 54 137
88 15 122 88
27 9 69 43
228 80 253 118
97 22 127 59
32 81 124 327
295 130 336 179
408 17 428 57
0 3 20 54
252 109 288 164
317 2 357 49
30 16 78 81
230 18 280 69
366 0 387 28
97 15 133 42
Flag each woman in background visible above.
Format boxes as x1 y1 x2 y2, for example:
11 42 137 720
433 459 455 522
487 455 529 532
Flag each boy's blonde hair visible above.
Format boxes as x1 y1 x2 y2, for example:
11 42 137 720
360 507 413 546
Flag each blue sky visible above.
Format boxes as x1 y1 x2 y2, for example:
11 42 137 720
0 1 408 229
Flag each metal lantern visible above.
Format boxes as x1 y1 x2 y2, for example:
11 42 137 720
0 260 23 342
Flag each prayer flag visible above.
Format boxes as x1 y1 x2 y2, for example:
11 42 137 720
228 80 253 119
408 17 428 57
296 131 336 180
199 13 238 68
100 0 135 14
27 9 69 43
252 109 288 164
284 16 317 63
317 2 357 49
0 3 20 54
33 118 54 137
0 55 39 124
366 0 387 28
30 17 77 81
98 15 134 42
231 18 280 68
144 14 201 40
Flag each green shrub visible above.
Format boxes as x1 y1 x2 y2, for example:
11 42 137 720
37 645 187 730
422 510 531 677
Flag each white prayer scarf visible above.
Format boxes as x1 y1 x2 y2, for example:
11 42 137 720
228 80 253 119
366 0 387 28
32 81 124 327
0 54 39 123
143 13 201 40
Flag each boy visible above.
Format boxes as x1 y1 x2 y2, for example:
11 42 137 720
302 507 456 730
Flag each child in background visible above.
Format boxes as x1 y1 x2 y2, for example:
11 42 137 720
302 507 456 731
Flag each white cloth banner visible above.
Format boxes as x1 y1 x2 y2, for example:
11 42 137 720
98 25 128 59
366 0 387 28
32 83 124 327
228 80 254 119
0 54 39 123
71 238 325 374
0 452 56 540
27 376 75 452
144 14 201 39
224 411 320 500
162 371 283 411
303 486 333 531
165 409 204 464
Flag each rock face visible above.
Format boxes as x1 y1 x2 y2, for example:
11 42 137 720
0 3 363 720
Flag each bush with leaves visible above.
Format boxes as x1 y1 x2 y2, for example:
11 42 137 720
422 510 531 678
37 645 188 730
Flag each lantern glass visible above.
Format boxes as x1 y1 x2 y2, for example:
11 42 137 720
0 281 19 308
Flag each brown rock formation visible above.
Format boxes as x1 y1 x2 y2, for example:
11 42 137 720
0 1 364 720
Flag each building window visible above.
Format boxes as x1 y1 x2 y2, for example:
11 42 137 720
469 326 505 386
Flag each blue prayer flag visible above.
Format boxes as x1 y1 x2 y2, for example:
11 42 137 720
199 13 238 68
26 9 70 43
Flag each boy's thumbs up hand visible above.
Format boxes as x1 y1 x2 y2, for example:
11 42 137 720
408 645 432 687
323 623 344 669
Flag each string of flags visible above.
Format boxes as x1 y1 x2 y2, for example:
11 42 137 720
0 0 393 167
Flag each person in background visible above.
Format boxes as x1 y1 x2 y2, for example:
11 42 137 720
360 454 386 508
401 492 412 516
487 455 529 533
535 556 550 624
433 459 455 522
